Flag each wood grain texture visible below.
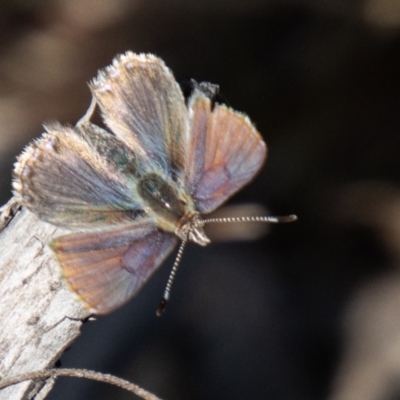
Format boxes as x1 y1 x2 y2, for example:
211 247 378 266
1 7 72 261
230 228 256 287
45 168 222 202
0 199 90 399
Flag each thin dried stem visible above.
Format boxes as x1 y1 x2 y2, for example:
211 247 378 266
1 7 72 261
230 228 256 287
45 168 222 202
0 368 161 400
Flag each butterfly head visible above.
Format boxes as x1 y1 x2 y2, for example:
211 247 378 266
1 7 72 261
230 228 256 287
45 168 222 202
175 211 210 246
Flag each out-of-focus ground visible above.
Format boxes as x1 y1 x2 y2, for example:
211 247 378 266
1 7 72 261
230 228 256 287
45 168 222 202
1 1 400 399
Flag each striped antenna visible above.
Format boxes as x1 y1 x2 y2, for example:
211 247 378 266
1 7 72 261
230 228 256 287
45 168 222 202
156 238 188 316
203 214 298 224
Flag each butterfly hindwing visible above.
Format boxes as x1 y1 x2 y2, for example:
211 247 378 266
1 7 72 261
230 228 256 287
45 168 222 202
51 220 178 314
185 91 267 214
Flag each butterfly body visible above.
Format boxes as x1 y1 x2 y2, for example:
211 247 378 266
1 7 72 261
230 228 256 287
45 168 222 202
12 52 267 314
138 172 209 245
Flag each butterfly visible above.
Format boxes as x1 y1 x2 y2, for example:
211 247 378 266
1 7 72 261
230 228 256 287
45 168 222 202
12 52 296 315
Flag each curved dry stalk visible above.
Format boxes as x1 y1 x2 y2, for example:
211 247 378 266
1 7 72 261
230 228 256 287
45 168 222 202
0 368 161 400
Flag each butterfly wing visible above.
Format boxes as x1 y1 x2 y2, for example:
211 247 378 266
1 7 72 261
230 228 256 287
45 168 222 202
185 91 267 214
13 122 142 228
90 52 188 181
51 219 178 314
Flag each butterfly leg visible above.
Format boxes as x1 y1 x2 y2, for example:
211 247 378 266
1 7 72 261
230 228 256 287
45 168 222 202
76 96 97 127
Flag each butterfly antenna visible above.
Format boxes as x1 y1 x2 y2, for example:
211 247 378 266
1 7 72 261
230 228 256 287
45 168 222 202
156 238 188 316
203 214 298 224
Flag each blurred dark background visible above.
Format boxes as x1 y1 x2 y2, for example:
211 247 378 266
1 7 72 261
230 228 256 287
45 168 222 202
1 1 400 399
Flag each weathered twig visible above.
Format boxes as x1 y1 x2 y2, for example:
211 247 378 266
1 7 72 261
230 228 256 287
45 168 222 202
0 198 91 399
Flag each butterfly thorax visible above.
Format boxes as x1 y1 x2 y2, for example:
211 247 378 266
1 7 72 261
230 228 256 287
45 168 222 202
138 173 210 246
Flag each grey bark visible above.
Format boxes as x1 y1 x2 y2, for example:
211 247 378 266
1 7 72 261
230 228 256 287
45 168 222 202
0 199 90 399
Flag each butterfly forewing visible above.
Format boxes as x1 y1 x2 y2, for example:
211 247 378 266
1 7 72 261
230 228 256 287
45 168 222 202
52 220 177 314
186 91 267 213
90 52 189 180
13 123 142 228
